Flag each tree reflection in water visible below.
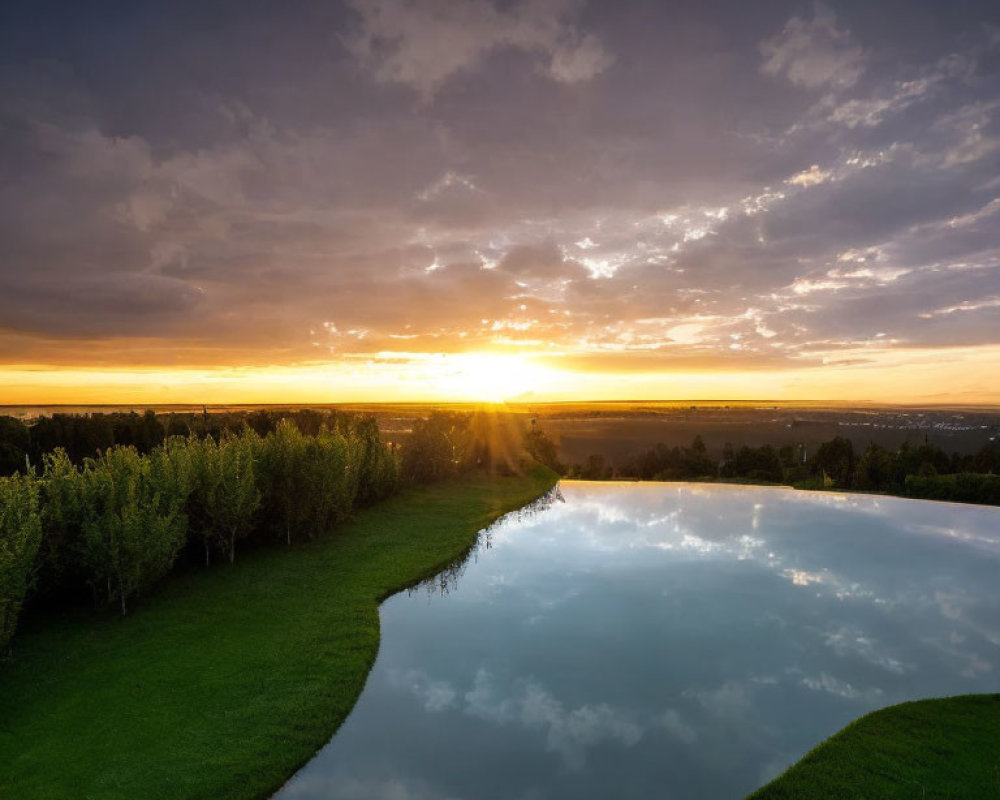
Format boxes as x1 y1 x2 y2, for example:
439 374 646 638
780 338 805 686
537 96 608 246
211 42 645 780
409 485 565 599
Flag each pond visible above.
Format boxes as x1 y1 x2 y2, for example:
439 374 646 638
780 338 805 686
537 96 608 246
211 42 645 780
274 481 1000 799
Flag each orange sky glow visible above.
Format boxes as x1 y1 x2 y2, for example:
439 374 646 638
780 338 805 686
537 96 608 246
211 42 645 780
3 344 999 405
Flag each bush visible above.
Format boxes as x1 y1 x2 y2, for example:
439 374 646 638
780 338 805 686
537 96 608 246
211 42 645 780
0 472 43 650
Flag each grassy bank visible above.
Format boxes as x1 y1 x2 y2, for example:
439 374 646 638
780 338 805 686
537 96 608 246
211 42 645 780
0 466 557 800
711 478 1000 798
746 694 1000 799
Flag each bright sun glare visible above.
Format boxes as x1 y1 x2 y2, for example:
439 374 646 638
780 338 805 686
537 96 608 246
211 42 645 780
439 353 554 402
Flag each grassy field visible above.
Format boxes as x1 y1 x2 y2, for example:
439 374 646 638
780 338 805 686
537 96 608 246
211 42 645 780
746 694 1000 799
0 466 557 800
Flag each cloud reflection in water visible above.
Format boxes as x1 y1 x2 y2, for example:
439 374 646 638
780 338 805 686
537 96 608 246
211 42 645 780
276 482 1000 800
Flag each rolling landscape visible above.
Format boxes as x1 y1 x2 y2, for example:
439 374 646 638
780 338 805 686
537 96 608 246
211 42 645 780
1 1 999 799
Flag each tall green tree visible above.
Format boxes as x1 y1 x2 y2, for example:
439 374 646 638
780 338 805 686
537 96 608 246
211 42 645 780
854 443 895 491
348 416 398 505
304 429 352 537
401 413 465 483
191 433 261 564
811 436 855 488
0 472 43 649
38 449 88 596
257 420 310 545
76 447 188 615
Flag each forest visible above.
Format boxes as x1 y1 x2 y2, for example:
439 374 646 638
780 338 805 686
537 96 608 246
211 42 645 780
0 409 494 652
538 432 1000 505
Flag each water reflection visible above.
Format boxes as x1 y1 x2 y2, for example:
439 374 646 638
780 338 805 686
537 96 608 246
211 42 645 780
275 482 1000 799
407 486 565 599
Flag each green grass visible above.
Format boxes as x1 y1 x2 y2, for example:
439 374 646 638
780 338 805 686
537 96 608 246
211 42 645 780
0 466 557 800
746 694 1000 799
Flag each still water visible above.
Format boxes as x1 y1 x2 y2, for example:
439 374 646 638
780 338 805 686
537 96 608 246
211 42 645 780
275 481 1000 799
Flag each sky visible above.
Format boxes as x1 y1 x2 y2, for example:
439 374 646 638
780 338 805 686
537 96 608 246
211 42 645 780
1 0 999 404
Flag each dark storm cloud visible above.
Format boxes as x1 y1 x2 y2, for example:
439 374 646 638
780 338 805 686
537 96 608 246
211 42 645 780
0 0 998 370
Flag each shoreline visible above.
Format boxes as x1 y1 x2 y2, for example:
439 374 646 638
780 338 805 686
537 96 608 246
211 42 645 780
561 476 1000 510
0 466 558 800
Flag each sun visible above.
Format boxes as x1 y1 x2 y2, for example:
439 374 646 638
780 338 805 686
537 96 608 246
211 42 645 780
439 353 554 402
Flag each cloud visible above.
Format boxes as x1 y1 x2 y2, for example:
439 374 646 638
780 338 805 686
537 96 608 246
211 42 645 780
800 673 883 702
1 2 998 398
760 2 864 91
828 76 938 129
0 273 203 337
786 164 833 187
463 668 641 770
389 668 459 712
342 0 613 100
822 625 908 674
497 241 582 278
934 100 1000 167
655 709 697 745
547 32 615 83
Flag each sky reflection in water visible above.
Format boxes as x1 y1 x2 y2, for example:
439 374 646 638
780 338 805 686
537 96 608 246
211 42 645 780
275 482 1000 799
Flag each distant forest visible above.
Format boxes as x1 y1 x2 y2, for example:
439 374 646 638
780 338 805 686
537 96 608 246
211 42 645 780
0 409 379 474
525 429 1000 506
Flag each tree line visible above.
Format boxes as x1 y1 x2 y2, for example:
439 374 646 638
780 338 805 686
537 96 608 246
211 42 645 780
556 433 1000 505
0 409 502 652
0 409 390 474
